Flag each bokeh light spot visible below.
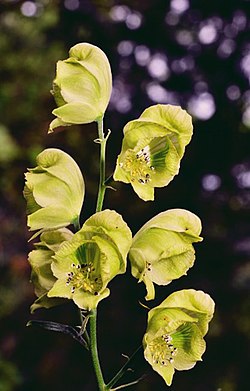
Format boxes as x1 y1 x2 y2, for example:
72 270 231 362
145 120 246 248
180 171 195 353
147 55 169 81
217 39 236 58
176 30 193 46
117 41 134 56
134 45 151 66
125 12 142 30
110 5 130 22
198 24 218 44
188 93 216 120
242 106 250 127
202 174 221 191
64 0 80 11
170 0 189 14
226 85 241 101
20 1 37 17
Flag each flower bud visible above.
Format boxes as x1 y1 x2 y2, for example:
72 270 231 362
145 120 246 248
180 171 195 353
113 104 193 201
29 228 73 312
24 148 84 233
129 209 202 300
143 289 215 386
49 43 112 132
48 210 132 310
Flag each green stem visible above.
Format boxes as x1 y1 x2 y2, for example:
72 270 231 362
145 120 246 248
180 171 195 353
88 117 110 390
89 309 107 390
106 345 142 389
96 117 107 213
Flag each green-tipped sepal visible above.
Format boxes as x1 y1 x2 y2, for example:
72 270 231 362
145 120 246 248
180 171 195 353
143 289 215 386
24 148 84 233
29 228 73 312
113 104 193 201
48 210 132 310
129 209 202 300
49 43 112 132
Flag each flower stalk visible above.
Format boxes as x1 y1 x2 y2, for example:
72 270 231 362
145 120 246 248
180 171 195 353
89 309 107 391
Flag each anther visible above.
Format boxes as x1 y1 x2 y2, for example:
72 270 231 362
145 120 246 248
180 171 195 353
71 287 75 293
71 263 75 268
169 358 174 364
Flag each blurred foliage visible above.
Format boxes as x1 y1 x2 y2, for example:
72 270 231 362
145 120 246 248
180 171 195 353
0 0 250 390
0 355 21 391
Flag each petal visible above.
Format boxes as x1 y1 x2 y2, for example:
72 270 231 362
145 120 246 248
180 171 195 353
72 287 110 310
144 342 175 386
59 71 99 105
82 209 132 271
48 278 72 299
27 206 74 231
139 104 193 158
160 289 215 336
149 248 195 284
53 102 102 124
48 117 72 133
143 274 156 301
130 180 155 201
35 148 84 208
172 323 206 370
30 293 65 313
26 172 73 209
134 209 202 242
147 307 198 339
28 248 56 296
38 228 74 252
23 183 41 214
69 43 112 111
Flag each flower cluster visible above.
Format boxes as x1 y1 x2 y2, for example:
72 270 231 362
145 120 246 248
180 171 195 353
24 41 215 388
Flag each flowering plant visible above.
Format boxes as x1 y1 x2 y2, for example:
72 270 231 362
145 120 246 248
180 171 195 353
24 42 214 390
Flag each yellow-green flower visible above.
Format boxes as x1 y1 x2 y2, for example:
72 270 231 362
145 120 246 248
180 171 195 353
24 148 84 233
49 42 112 132
48 210 132 310
129 209 202 300
143 289 215 386
113 104 193 201
29 228 73 312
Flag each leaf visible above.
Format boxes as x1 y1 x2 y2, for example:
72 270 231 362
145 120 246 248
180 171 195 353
27 320 89 350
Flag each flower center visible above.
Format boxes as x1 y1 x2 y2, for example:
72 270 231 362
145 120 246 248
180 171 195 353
65 243 102 295
120 146 155 184
150 334 178 366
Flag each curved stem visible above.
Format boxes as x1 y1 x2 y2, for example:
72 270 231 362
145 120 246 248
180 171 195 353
89 309 107 390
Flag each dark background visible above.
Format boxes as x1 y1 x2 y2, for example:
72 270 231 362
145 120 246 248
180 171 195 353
0 0 250 390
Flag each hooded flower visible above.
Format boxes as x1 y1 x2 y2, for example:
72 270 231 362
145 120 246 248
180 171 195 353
24 148 84 233
48 210 132 310
28 228 73 312
113 104 193 201
143 289 215 386
49 42 112 132
129 209 202 300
